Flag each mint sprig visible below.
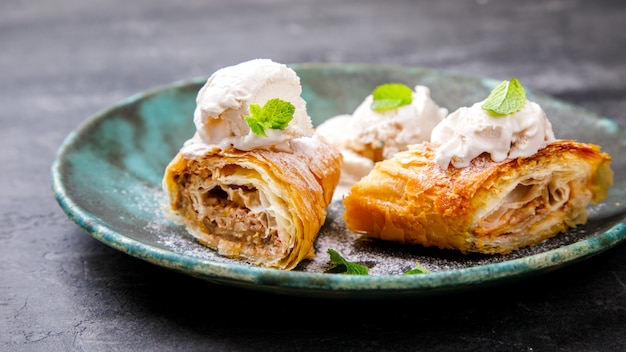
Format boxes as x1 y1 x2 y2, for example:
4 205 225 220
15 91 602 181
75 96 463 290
244 98 295 137
481 78 527 116
403 262 431 275
327 249 369 275
370 83 413 111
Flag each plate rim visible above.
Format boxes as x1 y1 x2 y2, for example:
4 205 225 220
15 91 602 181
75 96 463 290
50 63 626 299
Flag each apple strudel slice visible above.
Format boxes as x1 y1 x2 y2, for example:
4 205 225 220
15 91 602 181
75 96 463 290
163 134 341 269
343 140 613 254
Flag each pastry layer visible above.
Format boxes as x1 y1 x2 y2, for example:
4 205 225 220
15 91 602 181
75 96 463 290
163 135 341 269
343 140 613 254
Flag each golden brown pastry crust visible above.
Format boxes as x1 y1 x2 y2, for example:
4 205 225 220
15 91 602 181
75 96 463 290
343 140 613 254
163 134 341 270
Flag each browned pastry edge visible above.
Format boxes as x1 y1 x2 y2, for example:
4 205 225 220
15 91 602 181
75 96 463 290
343 140 613 254
162 135 341 270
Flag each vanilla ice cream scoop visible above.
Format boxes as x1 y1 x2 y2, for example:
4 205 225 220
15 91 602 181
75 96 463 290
431 99 556 170
344 85 448 160
181 59 314 157
316 84 447 200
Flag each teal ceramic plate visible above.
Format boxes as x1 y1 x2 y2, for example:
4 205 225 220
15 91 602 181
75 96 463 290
51 64 626 299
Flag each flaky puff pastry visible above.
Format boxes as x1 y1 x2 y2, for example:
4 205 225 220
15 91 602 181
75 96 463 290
343 140 613 254
163 134 341 270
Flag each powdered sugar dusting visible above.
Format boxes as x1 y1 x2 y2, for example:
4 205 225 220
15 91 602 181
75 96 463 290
139 185 614 274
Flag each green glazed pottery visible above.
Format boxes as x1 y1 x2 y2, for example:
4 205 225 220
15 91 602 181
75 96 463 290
51 64 626 299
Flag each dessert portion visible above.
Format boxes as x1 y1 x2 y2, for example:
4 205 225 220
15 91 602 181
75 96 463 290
162 59 342 270
182 59 315 155
316 84 448 200
343 79 613 254
430 96 556 170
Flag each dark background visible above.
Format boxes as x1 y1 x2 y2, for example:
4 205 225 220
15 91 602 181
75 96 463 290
2 1 626 351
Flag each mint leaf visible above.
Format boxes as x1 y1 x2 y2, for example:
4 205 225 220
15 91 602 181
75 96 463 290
244 116 267 137
481 78 527 116
327 249 369 275
403 262 431 275
370 83 413 111
244 98 295 136
262 98 296 129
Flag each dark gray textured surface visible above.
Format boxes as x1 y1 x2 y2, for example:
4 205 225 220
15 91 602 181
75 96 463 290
2 0 626 351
